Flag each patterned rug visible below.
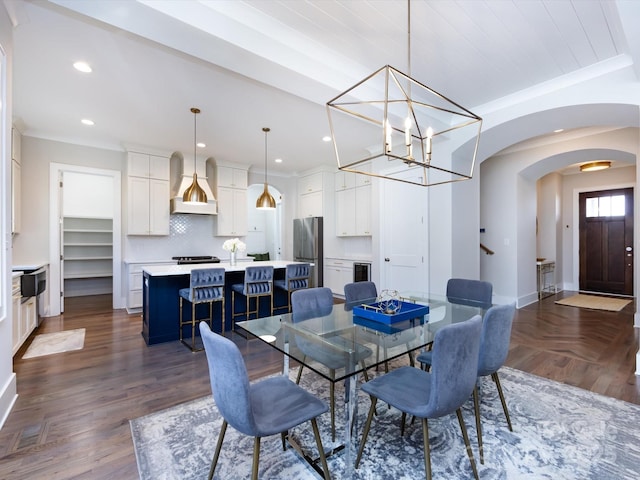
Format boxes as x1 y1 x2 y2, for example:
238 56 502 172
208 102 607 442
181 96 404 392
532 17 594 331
22 328 86 359
130 366 640 479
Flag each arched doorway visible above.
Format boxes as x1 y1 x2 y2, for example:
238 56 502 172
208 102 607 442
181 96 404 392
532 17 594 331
245 184 283 261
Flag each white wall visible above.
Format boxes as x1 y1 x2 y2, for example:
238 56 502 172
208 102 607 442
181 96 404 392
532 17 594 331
0 1 16 430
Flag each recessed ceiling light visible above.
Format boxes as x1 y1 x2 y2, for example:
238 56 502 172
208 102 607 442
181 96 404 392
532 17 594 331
322 136 331 142
275 158 283 163
81 118 94 126
197 142 206 148
73 61 92 73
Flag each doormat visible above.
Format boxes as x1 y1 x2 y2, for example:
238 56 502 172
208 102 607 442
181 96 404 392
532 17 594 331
22 328 86 359
555 294 631 312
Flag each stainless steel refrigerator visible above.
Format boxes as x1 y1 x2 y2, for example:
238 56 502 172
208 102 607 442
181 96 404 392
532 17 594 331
293 217 323 287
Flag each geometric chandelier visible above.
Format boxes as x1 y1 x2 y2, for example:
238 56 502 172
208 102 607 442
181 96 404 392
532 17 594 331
326 3 482 187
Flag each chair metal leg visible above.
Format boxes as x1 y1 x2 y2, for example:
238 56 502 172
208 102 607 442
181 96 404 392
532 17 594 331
421 417 432 480
473 385 484 464
281 431 287 451
310 418 332 480
329 379 335 442
400 412 407 437
251 436 261 480
209 419 227 480
492 371 513 431
456 408 480 480
355 396 378 469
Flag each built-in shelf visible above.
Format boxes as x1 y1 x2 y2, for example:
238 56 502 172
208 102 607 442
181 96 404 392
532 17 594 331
63 217 113 296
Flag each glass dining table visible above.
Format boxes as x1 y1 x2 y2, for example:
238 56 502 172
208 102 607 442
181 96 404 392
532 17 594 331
236 292 485 478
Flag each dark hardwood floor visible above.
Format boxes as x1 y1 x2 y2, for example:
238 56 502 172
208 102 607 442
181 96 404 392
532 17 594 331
0 291 638 479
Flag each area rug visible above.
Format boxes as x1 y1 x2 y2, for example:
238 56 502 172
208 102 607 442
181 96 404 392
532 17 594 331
130 366 640 479
555 294 631 312
22 328 86 359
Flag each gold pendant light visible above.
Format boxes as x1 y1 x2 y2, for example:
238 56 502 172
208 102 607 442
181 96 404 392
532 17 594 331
256 127 276 210
183 107 208 204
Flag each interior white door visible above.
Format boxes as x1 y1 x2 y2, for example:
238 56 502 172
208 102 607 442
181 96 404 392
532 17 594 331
381 169 429 293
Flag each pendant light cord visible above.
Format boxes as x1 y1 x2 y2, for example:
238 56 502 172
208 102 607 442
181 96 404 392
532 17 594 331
263 127 270 182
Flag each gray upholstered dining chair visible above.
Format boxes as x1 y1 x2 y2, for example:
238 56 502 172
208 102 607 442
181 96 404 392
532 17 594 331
178 267 225 352
416 302 516 464
273 262 311 313
199 321 331 480
446 278 493 309
355 314 483 480
344 281 415 370
291 287 373 441
230 265 274 331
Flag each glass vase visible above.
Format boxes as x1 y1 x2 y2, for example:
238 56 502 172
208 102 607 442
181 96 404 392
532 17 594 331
229 251 237 266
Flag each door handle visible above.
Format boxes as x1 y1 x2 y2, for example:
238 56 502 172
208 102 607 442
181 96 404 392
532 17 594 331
384 258 390 262
626 246 632 252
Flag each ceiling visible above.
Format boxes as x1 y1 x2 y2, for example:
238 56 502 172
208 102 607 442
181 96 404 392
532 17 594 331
7 0 637 177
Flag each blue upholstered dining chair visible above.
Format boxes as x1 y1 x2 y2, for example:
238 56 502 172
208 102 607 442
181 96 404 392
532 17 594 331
230 265 274 332
343 281 378 310
273 263 311 313
199 322 331 480
344 281 415 370
178 267 225 352
416 302 516 465
291 287 373 441
446 278 493 309
355 314 483 480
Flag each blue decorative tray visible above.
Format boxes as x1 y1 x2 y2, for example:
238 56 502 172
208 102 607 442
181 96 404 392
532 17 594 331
353 301 429 325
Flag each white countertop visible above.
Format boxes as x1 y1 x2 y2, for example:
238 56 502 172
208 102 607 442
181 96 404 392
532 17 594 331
142 260 308 277
12 271 23 279
12 262 48 272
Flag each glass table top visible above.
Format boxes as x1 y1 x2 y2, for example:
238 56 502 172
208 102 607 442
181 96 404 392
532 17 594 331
236 293 484 384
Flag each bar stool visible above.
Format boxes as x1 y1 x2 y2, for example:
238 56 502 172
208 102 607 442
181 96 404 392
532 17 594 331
179 267 225 352
231 265 274 331
273 263 310 313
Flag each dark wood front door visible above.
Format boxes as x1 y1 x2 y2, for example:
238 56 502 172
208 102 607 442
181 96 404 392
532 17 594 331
579 188 633 295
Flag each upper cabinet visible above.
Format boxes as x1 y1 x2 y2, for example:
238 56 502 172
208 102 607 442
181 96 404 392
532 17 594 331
11 127 21 234
334 165 372 236
298 171 330 218
217 165 248 189
215 165 248 236
127 152 170 236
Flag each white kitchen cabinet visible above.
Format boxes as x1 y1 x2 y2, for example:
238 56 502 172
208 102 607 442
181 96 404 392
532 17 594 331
355 184 372 235
299 190 323 218
324 258 353 297
217 165 248 189
335 170 356 191
11 273 37 356
21 297 37 343
215 166 248 237
126 261 175 312
298 172 326 218
216 186 248 236
12 276 22 355
335 188 356 236
334 170 372 237
299 171 324 194
127 152 170 236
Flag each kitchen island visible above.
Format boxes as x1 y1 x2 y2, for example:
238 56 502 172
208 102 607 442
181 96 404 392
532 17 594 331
141 260 305 345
